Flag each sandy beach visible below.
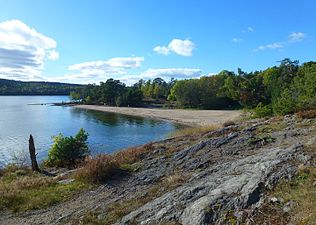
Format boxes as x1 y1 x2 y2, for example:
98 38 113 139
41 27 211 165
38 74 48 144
74 105 242 126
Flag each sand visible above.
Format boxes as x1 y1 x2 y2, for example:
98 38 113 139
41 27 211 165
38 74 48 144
74 105 242 126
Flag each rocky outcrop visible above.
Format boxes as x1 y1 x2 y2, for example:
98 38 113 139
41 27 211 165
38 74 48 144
115 145 304 225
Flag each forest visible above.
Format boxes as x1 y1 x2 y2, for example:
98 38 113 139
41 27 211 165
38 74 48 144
0 79 81 95
71 59 316 117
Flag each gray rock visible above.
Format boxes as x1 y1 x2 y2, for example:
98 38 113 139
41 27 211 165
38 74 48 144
114 145 304 225
57 179 75 185
283 200 295 213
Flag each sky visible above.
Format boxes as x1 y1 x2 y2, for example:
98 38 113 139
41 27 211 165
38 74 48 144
0 0 315 85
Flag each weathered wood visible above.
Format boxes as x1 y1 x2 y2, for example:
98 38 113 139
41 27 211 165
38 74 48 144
29 135 39 171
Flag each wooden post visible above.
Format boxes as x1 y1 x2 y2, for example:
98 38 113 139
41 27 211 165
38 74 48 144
29 135 39 171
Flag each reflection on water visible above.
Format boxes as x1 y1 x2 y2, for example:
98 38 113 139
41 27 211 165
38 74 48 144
70 108 160 127
0 96 179 163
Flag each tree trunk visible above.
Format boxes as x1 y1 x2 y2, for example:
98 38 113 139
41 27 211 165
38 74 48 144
29 135 39 171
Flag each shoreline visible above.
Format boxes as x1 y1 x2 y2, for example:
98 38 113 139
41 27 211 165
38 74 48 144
74 105 242 126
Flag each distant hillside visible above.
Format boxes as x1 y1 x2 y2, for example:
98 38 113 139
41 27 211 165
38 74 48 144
0 78 82 95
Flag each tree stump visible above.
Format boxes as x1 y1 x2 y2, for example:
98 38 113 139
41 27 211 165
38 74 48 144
29 135 39 171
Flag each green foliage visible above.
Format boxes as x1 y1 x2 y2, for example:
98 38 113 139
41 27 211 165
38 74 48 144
253 103 273 118
70 79 144 107
168 72 238 109
70 91 81 101
66 58 316 116
141 77 175 100
272 88 297 115
46 128 89 168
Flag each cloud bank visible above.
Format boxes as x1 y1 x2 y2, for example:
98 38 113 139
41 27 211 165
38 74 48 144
0 20 59 80
153 39 195 56
119 68 202 85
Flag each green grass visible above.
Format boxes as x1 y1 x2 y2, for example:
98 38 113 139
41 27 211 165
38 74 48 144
0 166 90 212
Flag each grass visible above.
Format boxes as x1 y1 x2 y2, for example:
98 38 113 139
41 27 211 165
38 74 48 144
75 143 154 183
274 166 316 225
249 165 316 225
255 120 287 135
0 143 155 212
78 172 191 224
0 165 90 212
168 125 220 138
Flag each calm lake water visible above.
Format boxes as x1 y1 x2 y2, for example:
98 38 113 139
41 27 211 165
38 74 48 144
0 96 179 164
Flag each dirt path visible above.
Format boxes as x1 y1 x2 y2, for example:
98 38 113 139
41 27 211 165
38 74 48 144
74 105 242 126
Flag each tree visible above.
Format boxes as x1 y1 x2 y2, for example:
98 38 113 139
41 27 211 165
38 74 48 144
46 129 89 168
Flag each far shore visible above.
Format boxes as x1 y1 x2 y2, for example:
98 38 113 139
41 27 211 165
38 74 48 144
74 105 242 126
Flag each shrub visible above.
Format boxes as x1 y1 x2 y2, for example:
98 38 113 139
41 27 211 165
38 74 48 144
75 144 153 183
46 128 89 168
272 88 296 115
75 155 121 183
252 103 273 118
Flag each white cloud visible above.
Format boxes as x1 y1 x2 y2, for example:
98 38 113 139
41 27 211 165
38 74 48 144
69 57 144 72
153 46 170 55
232 38 243 43
119 68 202 85
288 32 305 42
153 39 195 56
47 50 59 60
48 67 202 85
0 20 59 80
254 42 283 52
254 31 306 52
62 57 144 83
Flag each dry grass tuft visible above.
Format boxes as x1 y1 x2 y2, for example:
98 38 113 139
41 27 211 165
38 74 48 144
74 155 121 183
75 143 154 183
168 125 220 138
296 109 316 119
114 143 154 164
223 120 236 127
249 165 316 225
275 166 316 225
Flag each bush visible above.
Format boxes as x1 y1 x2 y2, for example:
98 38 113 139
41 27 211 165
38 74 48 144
75 144 153 183
273 88 296 115
252 103 273 118
75 155 120 183
46 128 89 168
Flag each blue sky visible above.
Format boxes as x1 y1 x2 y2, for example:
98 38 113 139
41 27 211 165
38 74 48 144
0 0 315 84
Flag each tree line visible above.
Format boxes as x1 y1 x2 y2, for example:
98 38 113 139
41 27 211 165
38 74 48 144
0 79 81 95
71 58 316 116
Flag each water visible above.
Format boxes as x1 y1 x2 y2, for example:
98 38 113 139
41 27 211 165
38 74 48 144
0 96 179 164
